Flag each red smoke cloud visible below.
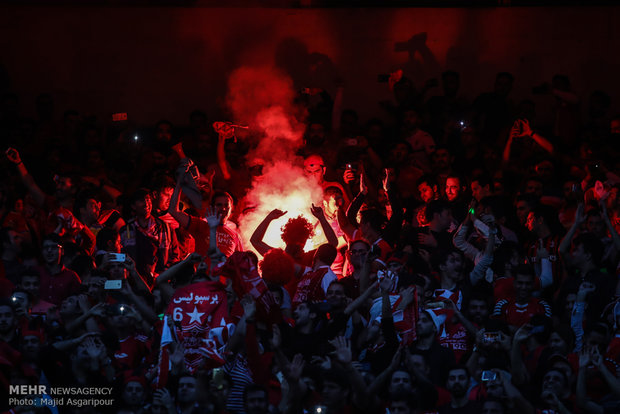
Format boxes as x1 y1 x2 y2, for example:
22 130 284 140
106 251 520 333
226 66 326 254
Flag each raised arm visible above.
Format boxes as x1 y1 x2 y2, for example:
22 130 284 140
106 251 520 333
559 203 585 261
6 147 47 207
345 281 378 316
310 204 338 248
520 119 554 154
155 253 201 300
382 170 404 247
216 128 232 180
168 171 191 229
345 174 368 227
250 209 287 256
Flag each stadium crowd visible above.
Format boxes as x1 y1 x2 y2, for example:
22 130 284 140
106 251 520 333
1 70 620 414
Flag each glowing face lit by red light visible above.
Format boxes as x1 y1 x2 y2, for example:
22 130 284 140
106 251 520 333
213 196 232 224
418 182 435 203
445 177 461 202
303 155 325 184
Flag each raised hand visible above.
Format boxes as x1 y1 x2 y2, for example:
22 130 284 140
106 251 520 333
205 206 221 228
537 239 550 260
83 336 106 361
343 169 355 184
329 336 353 365
286 354 305 382
170 343 185 367
590 347 604 368
310 203 325 219
270 324 282 349
267 209 288 221
5 147 21 164
574 203 586 226
579 348 591 369
153 388 175 410
520 118 533 137
382 168 391 193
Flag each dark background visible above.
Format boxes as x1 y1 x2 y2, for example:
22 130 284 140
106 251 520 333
1 5 618 125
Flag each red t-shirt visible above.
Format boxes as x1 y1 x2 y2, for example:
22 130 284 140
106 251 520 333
38 265 81 306
493 297 552 327
188 217 243 257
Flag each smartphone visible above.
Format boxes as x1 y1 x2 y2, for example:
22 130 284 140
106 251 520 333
483 332 499 344
104 280 122 290
481 370 497 381
108 253 126 263
106 303 126 315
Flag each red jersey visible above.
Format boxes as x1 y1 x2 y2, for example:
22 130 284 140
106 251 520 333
438 321 470 363
38 265 81 306
113 334 152 370
166 281 228 370
188 217 243 257
493 297 552 327
292 267 334 306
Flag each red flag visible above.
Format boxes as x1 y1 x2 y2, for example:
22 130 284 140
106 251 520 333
392 287 419 346
166 281 228 371
215 252 281 324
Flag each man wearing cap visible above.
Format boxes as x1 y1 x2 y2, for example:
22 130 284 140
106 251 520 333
303 154 349 205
